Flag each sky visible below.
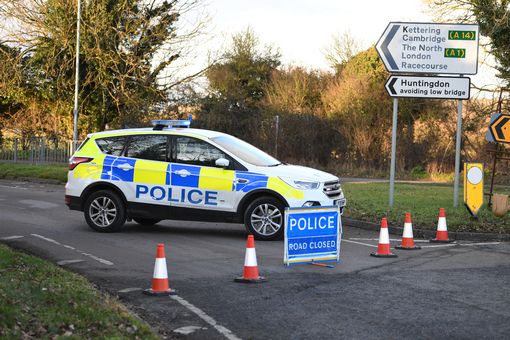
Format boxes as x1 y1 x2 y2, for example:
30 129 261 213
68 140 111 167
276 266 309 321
176 0 503 93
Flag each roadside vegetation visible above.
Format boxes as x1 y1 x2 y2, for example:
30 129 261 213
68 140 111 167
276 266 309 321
1 1 510 181
0 162 67 182
343 182 510 234
0 244 157 339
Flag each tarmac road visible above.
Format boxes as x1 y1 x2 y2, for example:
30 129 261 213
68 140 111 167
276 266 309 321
1 179 509 339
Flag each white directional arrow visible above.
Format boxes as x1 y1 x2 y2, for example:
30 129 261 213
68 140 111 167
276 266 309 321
376 22 479 75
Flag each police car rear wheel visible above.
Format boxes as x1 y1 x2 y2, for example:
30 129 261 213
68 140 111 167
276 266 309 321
245 196 284 240
133 218 161 226
84 190 126 232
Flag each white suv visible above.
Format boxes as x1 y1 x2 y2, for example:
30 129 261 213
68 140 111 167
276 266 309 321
65 120 346 240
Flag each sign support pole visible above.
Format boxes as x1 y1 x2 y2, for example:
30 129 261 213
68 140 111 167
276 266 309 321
72 0 82 153
453 97 463 208
389 98 398 207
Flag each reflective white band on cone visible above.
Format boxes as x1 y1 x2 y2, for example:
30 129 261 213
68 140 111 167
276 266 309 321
244 248 258 267
379 227 390 244
437 217 447 231
153 258 168 279
403 222 414 238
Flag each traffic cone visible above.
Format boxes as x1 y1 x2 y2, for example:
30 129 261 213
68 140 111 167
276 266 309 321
395 212 421 250
370 218 397 258
235 235 266 283
144 243 176 295
430 208 454 243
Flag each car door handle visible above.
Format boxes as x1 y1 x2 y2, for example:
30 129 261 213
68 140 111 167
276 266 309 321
118 163 134 171
175 169 191 177
234 179 249 184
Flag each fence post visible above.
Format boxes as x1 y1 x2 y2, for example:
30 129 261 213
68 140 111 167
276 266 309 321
30 138 34 164
39 137 45 164
14 138 18 163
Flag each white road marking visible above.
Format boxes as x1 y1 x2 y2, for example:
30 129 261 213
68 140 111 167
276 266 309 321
346 237 502 249
0 235 24 240
170 295 241 340
19 199 58 209
420 242 502 248
79 252 114 266
0 184 27 190
32 234 61 245
349 237 430 243
173 326 207 335
31 234 114 266
118 288 142 293
343 239 378 248
57 259 85 266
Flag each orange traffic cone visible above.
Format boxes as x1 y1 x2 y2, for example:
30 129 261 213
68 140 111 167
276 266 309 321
370 218 397 258
235 235 266 283
144 243 176 295
430 208 454 243
396 212 421 250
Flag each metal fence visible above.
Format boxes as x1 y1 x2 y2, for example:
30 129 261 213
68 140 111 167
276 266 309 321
0 137 73 164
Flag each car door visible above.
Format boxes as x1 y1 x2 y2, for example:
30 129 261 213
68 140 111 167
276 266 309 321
169 135 235 211
122 134 170 208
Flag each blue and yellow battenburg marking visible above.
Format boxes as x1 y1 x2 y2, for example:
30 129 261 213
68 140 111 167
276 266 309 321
74 156 304 201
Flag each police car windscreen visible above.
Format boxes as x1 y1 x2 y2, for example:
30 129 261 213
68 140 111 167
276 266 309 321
212 135 280 167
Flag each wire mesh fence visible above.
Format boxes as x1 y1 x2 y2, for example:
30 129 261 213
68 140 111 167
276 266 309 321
0 137 73 164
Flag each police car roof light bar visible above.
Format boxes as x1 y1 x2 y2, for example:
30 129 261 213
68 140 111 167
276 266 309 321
152 119 191 131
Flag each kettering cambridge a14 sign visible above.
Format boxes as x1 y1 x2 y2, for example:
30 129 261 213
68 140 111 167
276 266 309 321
376 22 479 75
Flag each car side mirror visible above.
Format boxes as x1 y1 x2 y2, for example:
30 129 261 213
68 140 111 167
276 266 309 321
215 158 230 168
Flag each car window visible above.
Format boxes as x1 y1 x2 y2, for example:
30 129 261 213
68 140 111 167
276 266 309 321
173 136 228 167
95 136 128 156
126 135 168 161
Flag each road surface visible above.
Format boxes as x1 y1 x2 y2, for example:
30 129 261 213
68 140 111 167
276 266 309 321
1 179 509 339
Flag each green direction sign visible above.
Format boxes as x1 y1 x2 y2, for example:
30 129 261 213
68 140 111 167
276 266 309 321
445 48 466 58
448 30 476 40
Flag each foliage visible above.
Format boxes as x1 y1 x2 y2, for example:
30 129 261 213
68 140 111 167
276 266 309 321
324 31 362 74
0 0 204 137
427 0 510 85
0 162 68 182
205 28 281 107
343 181 510 233
0 244 157 338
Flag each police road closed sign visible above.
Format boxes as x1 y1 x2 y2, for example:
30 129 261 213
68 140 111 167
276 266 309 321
284 207 341 266
376 22 479 75
385 75 470 100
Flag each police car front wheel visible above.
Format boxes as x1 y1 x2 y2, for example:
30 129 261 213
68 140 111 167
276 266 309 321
244 196 285 240
84 190 126 232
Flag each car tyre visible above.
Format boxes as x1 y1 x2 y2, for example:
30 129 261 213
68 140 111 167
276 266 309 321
84 190 126 232
133 218 162 226
244 196 285 241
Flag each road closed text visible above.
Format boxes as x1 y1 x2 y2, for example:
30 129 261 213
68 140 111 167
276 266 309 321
288 239 336 251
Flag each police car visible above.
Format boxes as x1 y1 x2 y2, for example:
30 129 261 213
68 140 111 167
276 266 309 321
65 119 346 240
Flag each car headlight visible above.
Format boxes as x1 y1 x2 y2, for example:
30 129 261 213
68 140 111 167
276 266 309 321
280 177 320 190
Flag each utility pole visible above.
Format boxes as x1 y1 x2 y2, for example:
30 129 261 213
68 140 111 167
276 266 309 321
72 0 82 152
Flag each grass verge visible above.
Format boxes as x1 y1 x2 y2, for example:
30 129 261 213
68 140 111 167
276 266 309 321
342 182 510 233
0 162 67 182
0 244 156 339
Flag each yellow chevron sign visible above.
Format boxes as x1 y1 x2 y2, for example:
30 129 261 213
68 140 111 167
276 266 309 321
464 162 484 217
489 114 510 143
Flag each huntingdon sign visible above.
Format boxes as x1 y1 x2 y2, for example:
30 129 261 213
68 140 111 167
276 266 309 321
385 75 471 100
376 22 479 75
